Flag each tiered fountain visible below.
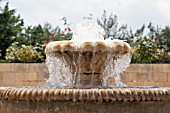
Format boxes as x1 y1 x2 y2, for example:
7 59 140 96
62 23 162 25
0 19 170 113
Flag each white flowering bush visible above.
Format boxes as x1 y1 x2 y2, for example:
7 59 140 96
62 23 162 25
5 42 45 63
131 36 169 63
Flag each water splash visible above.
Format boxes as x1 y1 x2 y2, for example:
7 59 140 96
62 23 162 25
45 53 73 88
72 19 105 41
113 53 131 86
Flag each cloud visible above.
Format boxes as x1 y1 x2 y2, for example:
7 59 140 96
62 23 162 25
4 0 170 30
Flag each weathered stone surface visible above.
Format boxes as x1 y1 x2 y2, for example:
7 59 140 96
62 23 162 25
1 100 170 113
163 64 170 73
1 88 170 102
152 64 163 72
0 88 170 113
45 41 131 53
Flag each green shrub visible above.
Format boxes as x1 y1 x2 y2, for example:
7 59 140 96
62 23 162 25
5 42 45 63
131 36 169 63
16 45 38 63
5 42 20 62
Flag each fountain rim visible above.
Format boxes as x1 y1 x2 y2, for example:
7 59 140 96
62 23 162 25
0 87 170 102
45 40 131 53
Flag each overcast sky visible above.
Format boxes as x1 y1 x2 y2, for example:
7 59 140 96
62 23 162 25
1 0 170 30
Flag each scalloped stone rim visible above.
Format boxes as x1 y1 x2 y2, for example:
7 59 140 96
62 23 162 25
1 88 170 102
45 40 131 53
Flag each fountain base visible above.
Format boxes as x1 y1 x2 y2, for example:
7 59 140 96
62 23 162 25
1 100 170 113
0 87 170 113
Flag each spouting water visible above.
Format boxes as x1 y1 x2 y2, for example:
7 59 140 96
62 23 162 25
72 19 105 41
45 18 131 88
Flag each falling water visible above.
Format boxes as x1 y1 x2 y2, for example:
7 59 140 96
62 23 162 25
45 52 73 88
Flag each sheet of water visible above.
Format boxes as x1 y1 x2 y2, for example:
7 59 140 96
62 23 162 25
45 53 73 88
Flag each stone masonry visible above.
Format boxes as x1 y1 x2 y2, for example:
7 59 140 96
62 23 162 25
0 64 170 87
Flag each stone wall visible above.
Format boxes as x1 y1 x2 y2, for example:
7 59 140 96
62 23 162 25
0 63 49 86
118 64 170 87
0 63 170 87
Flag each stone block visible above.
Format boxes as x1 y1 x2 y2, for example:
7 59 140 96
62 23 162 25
125 64 139 72
127 81 143 86
155 82 164 87
37 72 48 81
162 64 170 73
1 72 16 86
152 64 163 72
152 72 158 82
126 82 134 86
0 72 3 86
123 72 133 82
139 73 149 82
135 82 145 86
29 82 38 86
38 82 46 86
21 81 30 86
126 64 152 73
161 73 168 82
164 82 170 87
38 64 48 73
138 64 153 73
143 82 156 86
167 73 170 82
14 64 28 72
27 64 38 72
2 72 16 82
15 81 24 86
26 73 37 81
15 73 25 81
148 73 154 82
132 72 141 82
0 63 15 72
2 81 16 86
152 72 168 82
0 72 3 81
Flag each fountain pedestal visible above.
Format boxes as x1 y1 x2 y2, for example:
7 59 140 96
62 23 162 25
45 41 131 88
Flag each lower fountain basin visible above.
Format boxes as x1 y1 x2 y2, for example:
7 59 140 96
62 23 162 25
0 87 170 113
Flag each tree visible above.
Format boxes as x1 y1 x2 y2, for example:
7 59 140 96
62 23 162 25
131 23 169 63
43 22 63 41
0 2 24 59
24 24 45 45
159 26 170 51
97 10 118 39
97 10 134 44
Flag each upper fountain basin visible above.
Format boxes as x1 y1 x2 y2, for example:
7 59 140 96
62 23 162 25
45 40 131 54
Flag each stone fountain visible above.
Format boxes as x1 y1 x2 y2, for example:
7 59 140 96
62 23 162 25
45 19 131 88
0 19 170 113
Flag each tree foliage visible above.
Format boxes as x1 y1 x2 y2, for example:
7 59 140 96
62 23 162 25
97 10 134 44
0 3 169 63
0 2 24 59
131 23 169 63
